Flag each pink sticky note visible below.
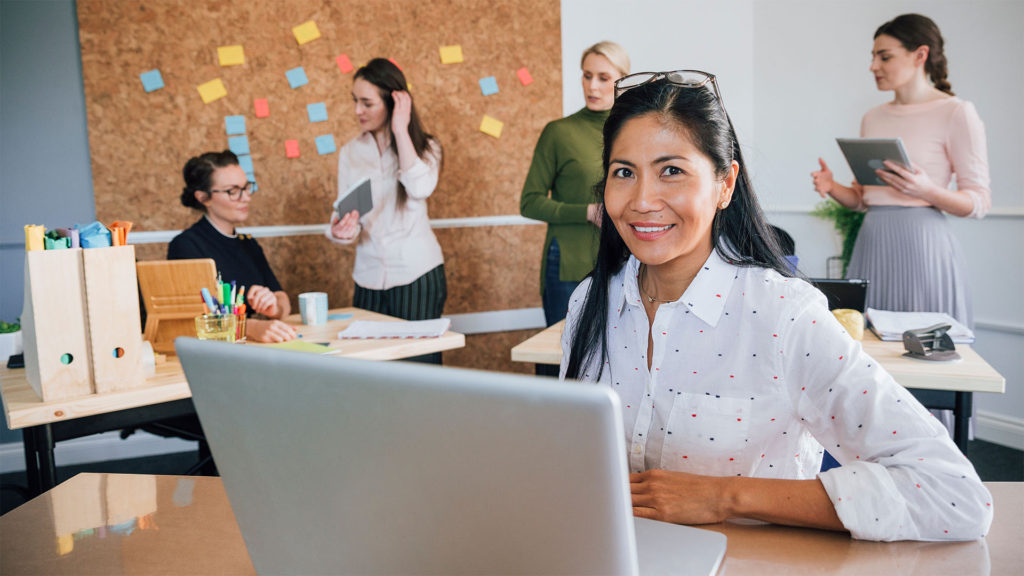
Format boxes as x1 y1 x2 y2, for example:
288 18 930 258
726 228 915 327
254 98 269 118
285 139 300 158
388 58 402 71
517 67 534 86
336 54 354 74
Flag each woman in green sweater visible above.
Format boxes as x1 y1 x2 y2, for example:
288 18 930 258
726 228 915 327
521 41 630 326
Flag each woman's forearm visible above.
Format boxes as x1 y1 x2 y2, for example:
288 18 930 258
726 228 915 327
725 477 846 532
826 182 863 211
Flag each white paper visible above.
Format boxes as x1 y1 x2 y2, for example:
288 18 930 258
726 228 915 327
865 308 975 343
338 318 451 339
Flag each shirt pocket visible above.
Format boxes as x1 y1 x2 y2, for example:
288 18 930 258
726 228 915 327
660 392 752 476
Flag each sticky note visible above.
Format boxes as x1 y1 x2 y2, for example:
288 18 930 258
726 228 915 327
307 102 328 123
251 181 258 192
225 115 246 135
388 58 402 71
254 98 270 118
228 135 250 155
218 45 245 66
285 140 300 158
479 76 499 96
479 115 503 138
139 69 164 93
197 78 227 103
439 45 464 64
336 54 354 74
237 154 254 174
293 20 321 45
286 67 308 89
517 67 534 86
315 134 336 155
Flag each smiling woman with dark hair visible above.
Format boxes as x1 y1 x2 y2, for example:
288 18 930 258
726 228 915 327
561 72 992 542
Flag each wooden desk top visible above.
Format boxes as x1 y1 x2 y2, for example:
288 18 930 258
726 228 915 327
1 473 1018 575
1 308 464 430
511 320 1005 394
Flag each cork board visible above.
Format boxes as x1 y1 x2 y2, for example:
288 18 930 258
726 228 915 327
79 0 560 372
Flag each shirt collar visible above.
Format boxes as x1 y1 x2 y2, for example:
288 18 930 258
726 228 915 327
618 250 739 328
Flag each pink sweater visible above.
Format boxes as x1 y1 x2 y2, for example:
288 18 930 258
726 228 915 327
859 97 991 218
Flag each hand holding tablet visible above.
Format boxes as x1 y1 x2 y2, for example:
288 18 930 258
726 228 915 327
836 137 912 187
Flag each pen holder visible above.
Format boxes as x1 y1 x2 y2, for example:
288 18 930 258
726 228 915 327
234 313 247 343
195 314 237 342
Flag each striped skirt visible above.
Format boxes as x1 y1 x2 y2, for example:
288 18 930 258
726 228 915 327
847 206 973 328
353 264 447 321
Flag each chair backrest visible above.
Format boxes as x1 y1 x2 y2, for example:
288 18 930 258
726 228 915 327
137 259 217 354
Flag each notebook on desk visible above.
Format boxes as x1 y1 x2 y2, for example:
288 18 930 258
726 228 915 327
176 338 727 576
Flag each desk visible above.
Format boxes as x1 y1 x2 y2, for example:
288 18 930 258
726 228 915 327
1 307 464 495
1 473 1018 575
511 321 1005 453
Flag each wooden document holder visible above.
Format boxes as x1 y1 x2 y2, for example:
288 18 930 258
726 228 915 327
21 249 94 401
82 245 146 393
137 259 218 355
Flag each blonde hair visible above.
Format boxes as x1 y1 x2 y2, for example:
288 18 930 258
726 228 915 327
580 41 630 77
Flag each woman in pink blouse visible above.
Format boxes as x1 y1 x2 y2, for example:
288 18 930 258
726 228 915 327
811 13 991 327
562 71 991 541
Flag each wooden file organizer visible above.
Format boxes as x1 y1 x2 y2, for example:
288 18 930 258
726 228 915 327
82 246 146 393
136 259 218 355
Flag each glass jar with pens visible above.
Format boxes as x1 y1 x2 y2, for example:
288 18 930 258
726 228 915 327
197 280 247 343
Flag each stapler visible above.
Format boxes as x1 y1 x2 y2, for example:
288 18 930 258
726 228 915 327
902 323 961 362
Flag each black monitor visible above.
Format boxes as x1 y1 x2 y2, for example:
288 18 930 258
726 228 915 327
809 278 870 312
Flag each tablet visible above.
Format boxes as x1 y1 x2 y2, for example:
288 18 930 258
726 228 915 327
333 176 374 220
836 137 911 186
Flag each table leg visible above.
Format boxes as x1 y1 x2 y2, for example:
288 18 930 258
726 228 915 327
954 392 973 457
22 427 41 495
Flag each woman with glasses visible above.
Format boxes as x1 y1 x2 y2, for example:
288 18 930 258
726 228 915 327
561 72 991 541
811 14 990 328
520 41 630 327
327 59 446 362
170 150 296 343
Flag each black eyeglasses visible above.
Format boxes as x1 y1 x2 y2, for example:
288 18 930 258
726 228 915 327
208 181 255 200
614 69 725 112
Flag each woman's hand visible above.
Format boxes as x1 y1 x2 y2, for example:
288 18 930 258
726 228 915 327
247 285 279 318
630 469 732 525
811 157 836 198
586 203 603 227
391 91 412 137
876 160 938 201
245 318 296 343
330 210 361 241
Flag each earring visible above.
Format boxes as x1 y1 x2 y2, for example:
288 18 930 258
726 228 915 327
719 201 729 209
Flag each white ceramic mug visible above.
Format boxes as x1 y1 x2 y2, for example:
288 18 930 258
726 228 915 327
298 292 328 325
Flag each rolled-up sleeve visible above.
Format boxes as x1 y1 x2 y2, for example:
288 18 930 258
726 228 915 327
950 101 992 219
398 140 441 201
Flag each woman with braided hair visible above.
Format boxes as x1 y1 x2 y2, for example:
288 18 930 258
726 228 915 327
810 13 991 328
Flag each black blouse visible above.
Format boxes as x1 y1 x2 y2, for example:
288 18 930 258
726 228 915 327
167 216 282 294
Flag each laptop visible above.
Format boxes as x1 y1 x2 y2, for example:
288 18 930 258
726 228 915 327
810 278 870 312
176 338 727 576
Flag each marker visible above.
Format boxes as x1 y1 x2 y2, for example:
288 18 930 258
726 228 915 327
200 287 218 314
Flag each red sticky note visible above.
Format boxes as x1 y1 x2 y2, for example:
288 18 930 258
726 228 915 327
336 54 354 74
388 57 402 71
254 98 269 118
517 67 534 86
285 139 300 158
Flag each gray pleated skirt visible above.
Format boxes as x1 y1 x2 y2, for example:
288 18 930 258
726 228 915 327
847 206 973 328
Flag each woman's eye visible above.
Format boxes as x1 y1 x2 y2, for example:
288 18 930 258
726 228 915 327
612 167 633 179
662 166 684 177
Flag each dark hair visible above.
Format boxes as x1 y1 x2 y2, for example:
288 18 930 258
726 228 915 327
875 13 953 96
180 150 240 211
565 79 793 380
354 58 440 208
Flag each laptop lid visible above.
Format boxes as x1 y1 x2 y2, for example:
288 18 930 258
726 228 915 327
178 338 726 575
810 278 870 312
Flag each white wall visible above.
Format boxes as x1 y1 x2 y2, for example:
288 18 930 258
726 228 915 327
562 0 1024 448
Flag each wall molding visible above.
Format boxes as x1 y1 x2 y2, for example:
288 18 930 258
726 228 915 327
975 410 1024 452
763 205 1024 218
0 431 196 475
447 308 546 335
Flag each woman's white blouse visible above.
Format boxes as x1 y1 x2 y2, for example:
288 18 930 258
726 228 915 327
560 250 992 542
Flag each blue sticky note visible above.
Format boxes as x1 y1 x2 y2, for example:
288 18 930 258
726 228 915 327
225 115 246 135
251 181 258 192
315 134 336 155
479 76 499 96
139 69 164 93
286 67 308 89
228 135 250 155
237 154 254 174
307 102 328 123
327 313 353 321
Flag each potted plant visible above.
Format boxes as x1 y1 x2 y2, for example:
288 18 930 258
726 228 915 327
0 318 22 363
810 200 865 278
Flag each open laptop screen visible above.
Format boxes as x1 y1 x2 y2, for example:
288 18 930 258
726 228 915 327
810 278 870 312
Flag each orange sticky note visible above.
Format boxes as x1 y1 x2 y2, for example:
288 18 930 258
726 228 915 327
285 139 300 158
388 58 402 71
517 67 534 86
479 115 503 138
439 45 464 64
335 54 354 74
292 20 321 45
197 78 227 104
254 98 269 118
218 45 245 66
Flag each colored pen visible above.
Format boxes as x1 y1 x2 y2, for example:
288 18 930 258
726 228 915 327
200 287 218 314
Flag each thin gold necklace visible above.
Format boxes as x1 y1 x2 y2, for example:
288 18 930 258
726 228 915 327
639 264 676 304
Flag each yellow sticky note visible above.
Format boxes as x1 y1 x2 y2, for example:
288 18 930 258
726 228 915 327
439 45 464 64
24 225 45 251
479 115 503 138
218 45 245 66
293 20 321 45
197 78 227 104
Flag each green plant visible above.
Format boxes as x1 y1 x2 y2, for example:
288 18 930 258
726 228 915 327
0 321 20 334
810 200 865 277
